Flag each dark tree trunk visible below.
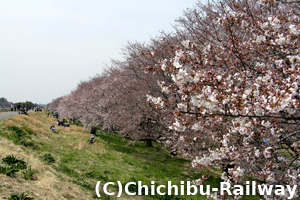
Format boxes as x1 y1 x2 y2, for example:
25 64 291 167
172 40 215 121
145 139 153 147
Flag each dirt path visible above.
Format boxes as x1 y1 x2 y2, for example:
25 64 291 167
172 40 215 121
0 112 19 121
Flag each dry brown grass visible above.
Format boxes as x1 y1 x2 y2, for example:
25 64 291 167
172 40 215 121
0 137 92 200
0 113 96 200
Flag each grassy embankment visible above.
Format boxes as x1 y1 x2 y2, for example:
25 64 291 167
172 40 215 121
0 112 259 200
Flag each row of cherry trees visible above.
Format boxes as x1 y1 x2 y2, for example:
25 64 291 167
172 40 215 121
49 41 177 146
49 0 299 199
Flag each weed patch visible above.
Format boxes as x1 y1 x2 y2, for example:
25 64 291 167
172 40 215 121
8 192 34 200
0 155 36 179
40 153 55 164
2 155 28 170
22 166 37 180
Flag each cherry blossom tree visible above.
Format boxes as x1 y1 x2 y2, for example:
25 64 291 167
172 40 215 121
146 0 300 199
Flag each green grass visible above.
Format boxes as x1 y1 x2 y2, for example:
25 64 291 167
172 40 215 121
4 126 37 148
49 131 209 199
0 112 262 199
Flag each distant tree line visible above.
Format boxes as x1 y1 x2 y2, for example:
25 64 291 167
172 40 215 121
0 97 38 111
0 97 12 108
14 101 36 111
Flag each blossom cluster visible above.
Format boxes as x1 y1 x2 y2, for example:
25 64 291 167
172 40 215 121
146 0 300 199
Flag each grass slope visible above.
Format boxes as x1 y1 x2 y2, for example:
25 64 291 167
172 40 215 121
0 112 259 200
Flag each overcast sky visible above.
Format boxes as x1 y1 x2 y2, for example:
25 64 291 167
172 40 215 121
0 0 199 104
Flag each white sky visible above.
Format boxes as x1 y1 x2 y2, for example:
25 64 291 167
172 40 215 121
0 0 199 104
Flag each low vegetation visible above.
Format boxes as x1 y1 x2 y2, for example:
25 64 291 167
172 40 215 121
0 112 232 199
8 192 34 200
